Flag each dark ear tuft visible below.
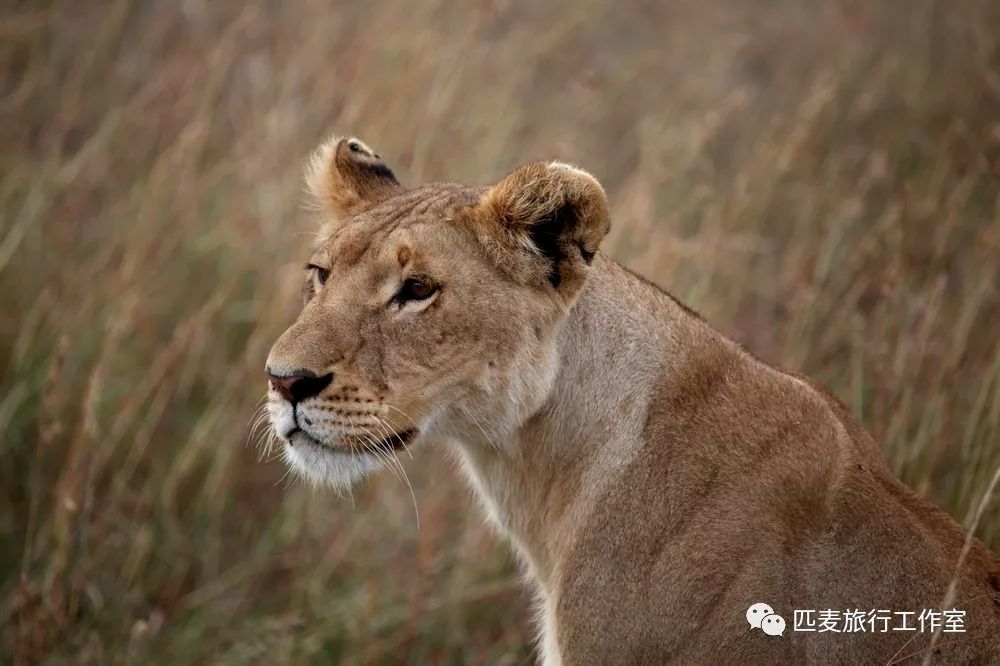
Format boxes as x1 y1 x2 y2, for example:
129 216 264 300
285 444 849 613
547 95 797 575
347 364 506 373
477 161 610 303
306 135 401 226
527 202 578 288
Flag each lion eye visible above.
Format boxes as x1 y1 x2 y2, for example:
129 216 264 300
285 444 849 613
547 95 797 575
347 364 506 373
397 277 437 303
306 263 329 286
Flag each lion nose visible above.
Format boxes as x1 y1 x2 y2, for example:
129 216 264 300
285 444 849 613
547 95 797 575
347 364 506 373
265 369 333 404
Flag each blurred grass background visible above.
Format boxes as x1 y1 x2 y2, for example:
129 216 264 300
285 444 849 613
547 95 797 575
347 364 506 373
2 0 999 663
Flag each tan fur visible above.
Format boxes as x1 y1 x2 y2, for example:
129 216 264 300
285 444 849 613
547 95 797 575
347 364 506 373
267 135 1000 663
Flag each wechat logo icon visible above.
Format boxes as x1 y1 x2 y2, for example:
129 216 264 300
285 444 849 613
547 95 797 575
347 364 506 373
747 602 786 636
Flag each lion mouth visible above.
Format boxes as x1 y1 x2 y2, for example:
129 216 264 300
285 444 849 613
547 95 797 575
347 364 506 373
286 427 417 455
346 427 417 454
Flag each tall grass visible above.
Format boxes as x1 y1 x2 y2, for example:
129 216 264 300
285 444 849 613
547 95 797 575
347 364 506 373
2 1 998 663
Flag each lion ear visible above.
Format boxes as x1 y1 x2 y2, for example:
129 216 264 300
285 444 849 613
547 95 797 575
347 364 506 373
305 135 401 225
476 161 611 303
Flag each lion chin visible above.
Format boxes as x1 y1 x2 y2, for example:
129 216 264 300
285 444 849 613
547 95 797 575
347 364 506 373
280 433 385 489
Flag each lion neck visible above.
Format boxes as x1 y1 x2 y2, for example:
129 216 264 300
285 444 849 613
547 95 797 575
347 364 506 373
451 254 688 592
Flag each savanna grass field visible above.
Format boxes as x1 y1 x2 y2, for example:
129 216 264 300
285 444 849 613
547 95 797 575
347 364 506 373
3 1 1000 663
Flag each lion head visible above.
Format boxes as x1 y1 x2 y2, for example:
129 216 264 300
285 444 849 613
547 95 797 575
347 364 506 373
265 136 610 487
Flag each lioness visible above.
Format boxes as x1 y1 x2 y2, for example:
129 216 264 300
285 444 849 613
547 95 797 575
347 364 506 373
265 136 1000 664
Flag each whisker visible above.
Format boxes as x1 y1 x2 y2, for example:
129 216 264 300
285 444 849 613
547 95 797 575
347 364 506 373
249 416 273 457
258 417 282 460
273 457 293 488
364 414 420 530
245 399 271 452
461 405 497 448
380 404 420 459
372 412 414 462
381 403 420 429
347 414 403 483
